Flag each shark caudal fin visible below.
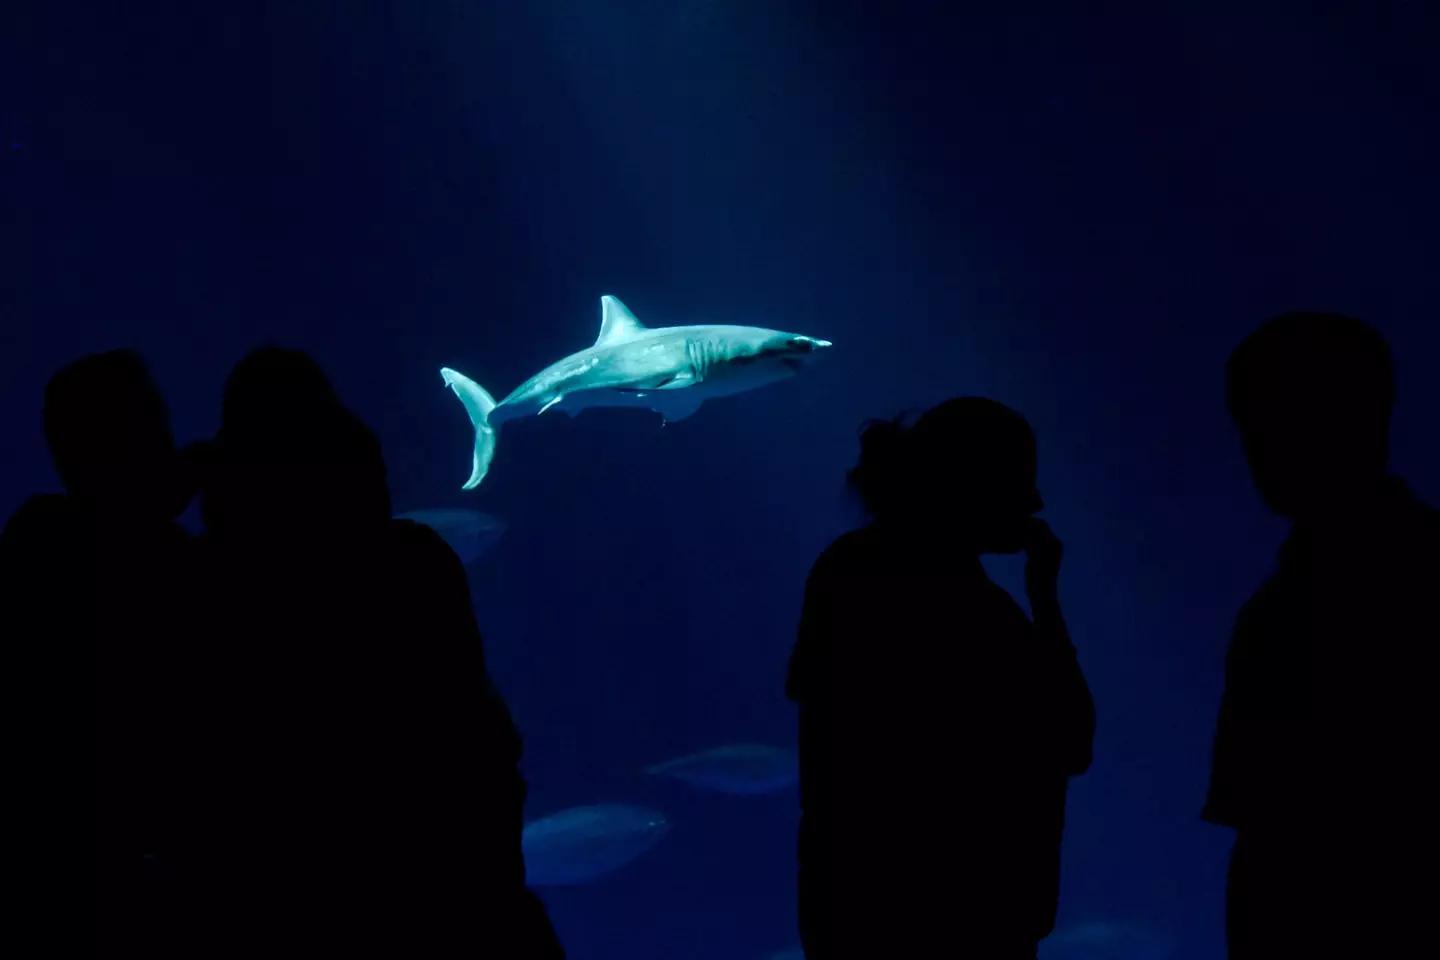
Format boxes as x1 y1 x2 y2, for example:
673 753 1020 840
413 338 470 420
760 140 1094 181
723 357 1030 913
440 367 498 491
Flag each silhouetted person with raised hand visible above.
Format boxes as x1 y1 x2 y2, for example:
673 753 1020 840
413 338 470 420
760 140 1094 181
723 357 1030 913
787 398 1095 959
174 346 562 958
0 349 199 957
1203 313 1440 958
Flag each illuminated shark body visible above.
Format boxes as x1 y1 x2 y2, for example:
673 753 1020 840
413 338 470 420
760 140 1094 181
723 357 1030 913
440 295 831 490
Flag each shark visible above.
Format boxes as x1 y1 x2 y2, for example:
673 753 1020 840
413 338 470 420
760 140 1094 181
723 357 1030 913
440 295 832 490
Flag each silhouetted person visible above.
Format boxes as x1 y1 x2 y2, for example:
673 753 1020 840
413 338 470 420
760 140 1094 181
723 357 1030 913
173 347 562 958
0 349 199 958
787 398 1095 959
1203 313 1440 957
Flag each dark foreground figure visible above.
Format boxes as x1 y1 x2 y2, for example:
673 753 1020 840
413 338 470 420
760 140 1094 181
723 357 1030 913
1204 313 1440 957
4 347 562 956
788 398 1095 958
167 347 564 957
0 350 200 957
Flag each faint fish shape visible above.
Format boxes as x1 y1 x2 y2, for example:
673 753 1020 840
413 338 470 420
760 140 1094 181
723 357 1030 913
522 804 671 886
1040 921 1177 960
394 508 506 565
643 743 798 795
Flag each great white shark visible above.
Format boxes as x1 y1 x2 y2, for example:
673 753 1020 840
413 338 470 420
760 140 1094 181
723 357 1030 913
440 295 832 490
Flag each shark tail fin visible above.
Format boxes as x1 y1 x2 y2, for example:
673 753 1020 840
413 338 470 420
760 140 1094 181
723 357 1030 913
440 367 498 491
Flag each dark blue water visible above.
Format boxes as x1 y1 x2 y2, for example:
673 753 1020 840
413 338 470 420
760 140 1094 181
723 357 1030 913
5 3 1438 958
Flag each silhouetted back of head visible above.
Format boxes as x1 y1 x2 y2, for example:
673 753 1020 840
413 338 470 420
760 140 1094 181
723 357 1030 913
43 349 179 516
219 346 342 458
207 347 389 540
1227 312 1395 519
848 397 1041 554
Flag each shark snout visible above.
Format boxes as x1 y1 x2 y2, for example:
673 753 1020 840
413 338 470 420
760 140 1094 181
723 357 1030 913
777 336 832 372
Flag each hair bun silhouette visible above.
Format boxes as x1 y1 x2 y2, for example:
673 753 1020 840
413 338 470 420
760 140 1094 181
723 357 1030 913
848 415 910 518
847 398 1035 521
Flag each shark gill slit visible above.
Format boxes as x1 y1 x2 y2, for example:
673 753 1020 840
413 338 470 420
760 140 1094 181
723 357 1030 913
686 339 711 383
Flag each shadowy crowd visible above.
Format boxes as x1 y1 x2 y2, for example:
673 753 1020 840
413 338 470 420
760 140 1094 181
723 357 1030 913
4 348 564 959
4 312 1435 958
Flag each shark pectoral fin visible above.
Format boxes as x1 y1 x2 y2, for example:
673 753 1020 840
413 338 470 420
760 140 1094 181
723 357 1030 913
652 390 703 426
631 371 692 391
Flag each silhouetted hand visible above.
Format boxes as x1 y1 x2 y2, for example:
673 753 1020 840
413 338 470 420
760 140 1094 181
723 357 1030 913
1024 517 1062 603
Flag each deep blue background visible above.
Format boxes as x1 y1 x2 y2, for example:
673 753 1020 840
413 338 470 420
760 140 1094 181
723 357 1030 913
5 2 1437 958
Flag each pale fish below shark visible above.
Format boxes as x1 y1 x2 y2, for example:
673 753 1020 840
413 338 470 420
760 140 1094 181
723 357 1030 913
441 295 832 489
393 508 505 565
521 803 671 886
643 743 798 795
768 921 1174 960
1040 921 1178 960
762 921 1175 960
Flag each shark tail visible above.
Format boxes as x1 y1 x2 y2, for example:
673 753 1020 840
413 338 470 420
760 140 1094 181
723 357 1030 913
440 367 498 490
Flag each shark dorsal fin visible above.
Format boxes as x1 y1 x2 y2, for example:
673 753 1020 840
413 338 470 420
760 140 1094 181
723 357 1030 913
595 295 647 346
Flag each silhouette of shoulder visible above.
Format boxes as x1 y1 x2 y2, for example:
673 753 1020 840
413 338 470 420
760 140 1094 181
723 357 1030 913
1 492 88 681
807 527 880 584
388 515 454 553
383 517 481 621
787 529 879 703
2 494 77 546
1393 488 1440 556
1204 481 1440 831
383 516 522 758
1 495 87 617
788 524 1012 706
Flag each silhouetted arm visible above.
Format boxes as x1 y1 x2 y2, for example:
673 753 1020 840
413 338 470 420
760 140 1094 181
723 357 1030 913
1201 626 1253 830
1022 520 1094 776
389 522 563 955
398 525 525 871
0 496 69 625
1031 591 1095 777
0 508 27 607
789 545 845 795
788 546 848 960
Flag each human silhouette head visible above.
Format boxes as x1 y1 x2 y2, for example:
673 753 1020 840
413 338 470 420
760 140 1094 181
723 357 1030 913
1226 312 1395 520
848 397 1042 553
205 346 389 539
42 349 186 519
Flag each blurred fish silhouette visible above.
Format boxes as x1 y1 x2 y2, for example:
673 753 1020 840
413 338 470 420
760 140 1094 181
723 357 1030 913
1041 921 1177 960
394 508 506 565
643 743 798 795
522 804 671 885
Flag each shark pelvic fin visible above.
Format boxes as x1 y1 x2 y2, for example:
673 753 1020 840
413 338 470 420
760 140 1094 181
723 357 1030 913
595 295 648 347
440 367 498 491
652 389 703 426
